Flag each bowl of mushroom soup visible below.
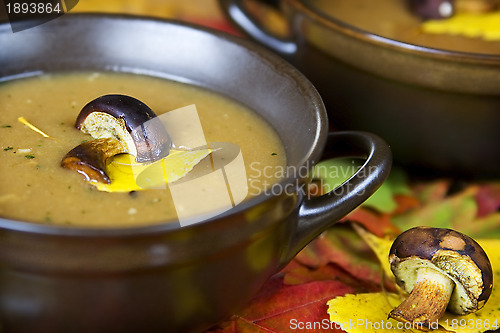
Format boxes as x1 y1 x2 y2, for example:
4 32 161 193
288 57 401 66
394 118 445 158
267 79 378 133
0 14 391 332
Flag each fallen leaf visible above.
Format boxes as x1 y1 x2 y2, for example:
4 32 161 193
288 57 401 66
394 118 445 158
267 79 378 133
283 262 387 295
210 275 353 333
459 213 500 239
391 181 500 240
342 208 400 237
293 224 389 289
353 224 395 283
327 293 417 333
412 180 452 205
283 263 351 286
392 185 479 231
392 195 421 215
362 167 412 214
94 149 213 192
422 12 500 41
475 183 500 217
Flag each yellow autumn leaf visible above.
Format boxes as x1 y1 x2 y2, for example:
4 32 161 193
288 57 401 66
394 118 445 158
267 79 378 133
328 293 424 332
94 149 213 192
328 228 500 333
422 12 500 41
353 224 395 281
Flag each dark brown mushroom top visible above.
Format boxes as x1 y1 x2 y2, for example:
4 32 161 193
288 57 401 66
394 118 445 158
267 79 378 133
408 0 497 19
408 0 455 19
76 94 171 163
389 227 493 314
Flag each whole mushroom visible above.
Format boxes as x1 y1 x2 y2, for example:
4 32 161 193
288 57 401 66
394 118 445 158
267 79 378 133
389 227 493 329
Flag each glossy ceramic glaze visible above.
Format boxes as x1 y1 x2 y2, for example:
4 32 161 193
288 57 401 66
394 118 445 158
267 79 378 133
220 0 500 177
0 14 391 332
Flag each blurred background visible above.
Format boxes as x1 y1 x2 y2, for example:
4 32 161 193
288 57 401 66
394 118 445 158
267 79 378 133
72 0 288 37
74 0 227 29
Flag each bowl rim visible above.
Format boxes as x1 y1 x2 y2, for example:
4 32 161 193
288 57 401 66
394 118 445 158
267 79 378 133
0 13 328 237
290 0 500 65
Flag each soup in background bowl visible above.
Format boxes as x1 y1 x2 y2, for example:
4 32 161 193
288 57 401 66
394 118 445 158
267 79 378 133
220 0 500 177
0 14 391 332
309 0 500 55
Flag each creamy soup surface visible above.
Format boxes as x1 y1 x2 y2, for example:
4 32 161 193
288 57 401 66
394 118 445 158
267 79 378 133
310 0 500 54
0 72 286 227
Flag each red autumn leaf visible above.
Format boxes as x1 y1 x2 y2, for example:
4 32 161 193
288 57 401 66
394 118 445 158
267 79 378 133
183 18 243 36
342 207 399 237
208 275 353 333
293 224 389 288
283 262 383 294
283 263 351 286
476 183 500 217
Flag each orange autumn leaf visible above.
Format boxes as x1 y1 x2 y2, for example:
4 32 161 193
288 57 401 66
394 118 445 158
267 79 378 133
293 224 391 289
392 195 421 215
342 208 399 237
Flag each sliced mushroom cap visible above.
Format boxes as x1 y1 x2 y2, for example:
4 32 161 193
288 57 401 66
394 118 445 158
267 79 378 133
61 138 125 184
389 227 493 327
76 94 171 163
62 94 171 183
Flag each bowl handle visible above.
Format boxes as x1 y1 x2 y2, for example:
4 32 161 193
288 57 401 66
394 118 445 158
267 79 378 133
282 131 392 266
218 0 297 56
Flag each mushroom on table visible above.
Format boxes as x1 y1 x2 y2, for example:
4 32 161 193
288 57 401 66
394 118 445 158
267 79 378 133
388 227 493 329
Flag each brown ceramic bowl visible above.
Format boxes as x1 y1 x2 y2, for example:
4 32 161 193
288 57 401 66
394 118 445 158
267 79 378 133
220 0 500 177
0 14 391 332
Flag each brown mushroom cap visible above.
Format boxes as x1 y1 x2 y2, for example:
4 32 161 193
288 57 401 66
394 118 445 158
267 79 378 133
75 94 171 163
61 138 125 184
408 0 455 19
389 227 493 315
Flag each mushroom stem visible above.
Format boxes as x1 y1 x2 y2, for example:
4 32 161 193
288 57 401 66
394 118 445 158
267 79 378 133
389 267 455 329
61 137 127 184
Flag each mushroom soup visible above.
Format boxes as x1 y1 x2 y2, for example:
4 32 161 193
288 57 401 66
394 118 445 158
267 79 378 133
0 72 287 227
